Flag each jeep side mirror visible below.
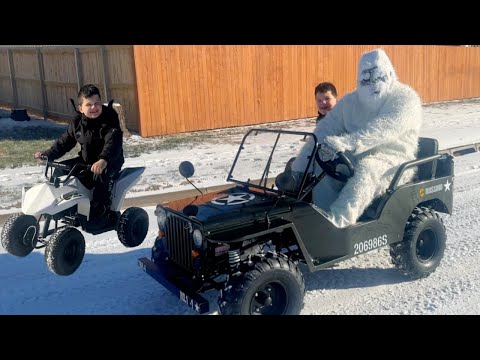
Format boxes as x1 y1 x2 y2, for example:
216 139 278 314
179 161 195 178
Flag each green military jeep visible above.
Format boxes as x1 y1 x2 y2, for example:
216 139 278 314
138 128 454 315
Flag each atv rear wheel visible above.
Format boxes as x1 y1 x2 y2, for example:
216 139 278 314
45 227 85 276
117 207 149 247
1 213 38 257
218 253 305 315
390 207 446 280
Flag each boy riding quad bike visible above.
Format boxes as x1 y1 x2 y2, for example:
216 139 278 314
138 129 453 315
1 157 149 276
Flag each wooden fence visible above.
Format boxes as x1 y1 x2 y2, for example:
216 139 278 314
0 45 139 131
133 45 480 137
1 45 479 138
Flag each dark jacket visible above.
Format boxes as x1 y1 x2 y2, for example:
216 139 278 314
316 112 325 123
44 103 124 171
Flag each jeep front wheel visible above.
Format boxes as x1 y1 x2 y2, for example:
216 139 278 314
218 253 305 315
390 207 446 280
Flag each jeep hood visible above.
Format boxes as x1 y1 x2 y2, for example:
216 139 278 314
163 186 293 227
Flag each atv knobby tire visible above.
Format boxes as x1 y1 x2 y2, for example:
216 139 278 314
218 253 305 315
1 213 38 257
45 227 85 276
390 207 446 280
117 207 149 247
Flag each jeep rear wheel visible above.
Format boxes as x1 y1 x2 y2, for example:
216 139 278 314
1 213 38 257
390 208 446 280
218 253 305 315
45 227 85 276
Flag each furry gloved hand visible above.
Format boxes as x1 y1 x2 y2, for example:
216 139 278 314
318 143 337 162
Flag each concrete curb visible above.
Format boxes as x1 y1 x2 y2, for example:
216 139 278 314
439 142 480 156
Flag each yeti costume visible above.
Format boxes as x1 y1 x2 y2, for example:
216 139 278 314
291 49 423 227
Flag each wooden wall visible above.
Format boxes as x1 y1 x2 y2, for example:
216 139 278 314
133 45 480 137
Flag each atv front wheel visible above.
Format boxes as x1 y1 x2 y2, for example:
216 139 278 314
1 213 38 257
45 227 85 276
117 207 149 247
218 253 305 315
390 207 446 280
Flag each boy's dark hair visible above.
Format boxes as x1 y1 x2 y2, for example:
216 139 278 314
314 82 337 97
78 84 101 104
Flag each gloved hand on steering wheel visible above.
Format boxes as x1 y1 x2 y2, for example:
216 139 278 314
318 143 338 162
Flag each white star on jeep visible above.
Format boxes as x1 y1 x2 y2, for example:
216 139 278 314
211 193 255 205
444 179 451 192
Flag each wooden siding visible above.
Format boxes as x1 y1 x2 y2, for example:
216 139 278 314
133 45 480 137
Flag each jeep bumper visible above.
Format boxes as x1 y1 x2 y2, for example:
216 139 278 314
137 257 209 314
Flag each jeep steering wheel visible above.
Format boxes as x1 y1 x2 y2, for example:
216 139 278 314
315 149 354 182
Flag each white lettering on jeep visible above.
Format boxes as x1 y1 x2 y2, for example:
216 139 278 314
354 234 388 255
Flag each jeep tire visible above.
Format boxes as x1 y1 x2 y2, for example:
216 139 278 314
218 253 305 315
45 227 85 276
390 208 446 280
1 213 38 257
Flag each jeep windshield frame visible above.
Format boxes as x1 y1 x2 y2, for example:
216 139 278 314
226 128 319 199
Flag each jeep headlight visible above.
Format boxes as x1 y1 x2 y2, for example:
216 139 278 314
193 229 203 248
155 205 167 230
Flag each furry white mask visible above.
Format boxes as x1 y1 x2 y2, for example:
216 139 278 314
357 49 397 108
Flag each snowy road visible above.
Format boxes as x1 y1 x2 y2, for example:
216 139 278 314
1 152 479 315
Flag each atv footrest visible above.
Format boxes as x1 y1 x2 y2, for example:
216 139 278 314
63 216 80 227
138 257 209 314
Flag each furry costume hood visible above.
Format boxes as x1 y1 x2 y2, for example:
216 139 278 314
357 49 397 109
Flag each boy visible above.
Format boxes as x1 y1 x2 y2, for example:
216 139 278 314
35 84 124 226
314 82 338 122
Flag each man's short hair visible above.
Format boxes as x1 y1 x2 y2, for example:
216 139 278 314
315 82 337 97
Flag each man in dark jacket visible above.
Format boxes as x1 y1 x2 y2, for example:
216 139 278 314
35 84 124 222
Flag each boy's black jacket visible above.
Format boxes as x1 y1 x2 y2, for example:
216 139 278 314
44 102 124 170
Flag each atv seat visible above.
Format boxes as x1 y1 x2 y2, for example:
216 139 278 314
111 167 146 211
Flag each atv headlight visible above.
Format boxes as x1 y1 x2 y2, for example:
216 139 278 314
193 229 203 248
155 205 167 230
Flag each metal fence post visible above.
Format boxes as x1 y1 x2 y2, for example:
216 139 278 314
7 49 18 108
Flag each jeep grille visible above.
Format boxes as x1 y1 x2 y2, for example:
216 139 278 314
165 213 194 271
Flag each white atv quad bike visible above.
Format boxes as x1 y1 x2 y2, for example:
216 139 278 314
1 157 149 276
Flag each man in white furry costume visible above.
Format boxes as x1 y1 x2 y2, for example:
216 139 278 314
291 48 423 228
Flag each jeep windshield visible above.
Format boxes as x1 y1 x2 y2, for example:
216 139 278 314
226 128 318 196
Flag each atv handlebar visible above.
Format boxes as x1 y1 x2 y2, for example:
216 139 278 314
43 159 91 186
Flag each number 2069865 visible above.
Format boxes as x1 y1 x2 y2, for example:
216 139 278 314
354 234 388 255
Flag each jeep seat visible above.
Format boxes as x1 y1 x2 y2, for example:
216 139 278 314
416 137 438 181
